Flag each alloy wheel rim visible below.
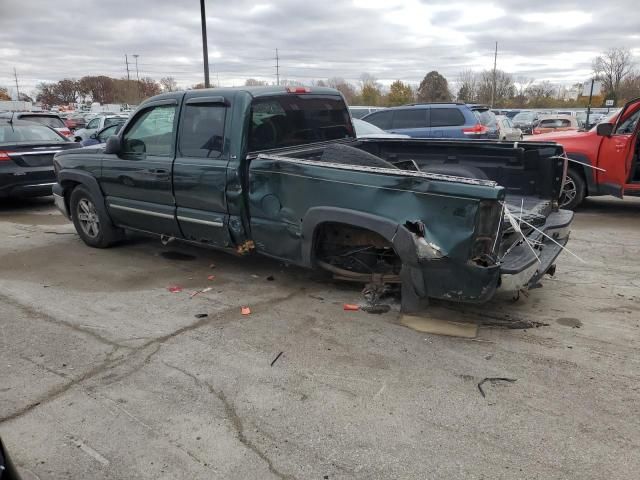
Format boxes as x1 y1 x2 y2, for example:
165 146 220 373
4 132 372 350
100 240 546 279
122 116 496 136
560 176 577 208
77 198 100 238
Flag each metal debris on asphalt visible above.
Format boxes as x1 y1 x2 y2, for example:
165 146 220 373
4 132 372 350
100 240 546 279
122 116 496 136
477 377 517 398
270 351 284 367
190 287 212 298
194 313 208 318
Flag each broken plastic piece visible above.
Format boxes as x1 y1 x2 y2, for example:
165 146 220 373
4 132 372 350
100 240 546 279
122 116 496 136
207 275 215 281
343 304 360 311
209 263 216 269
241 306 251 315
194 313 208 318
267 275 275 281
167 285 183 293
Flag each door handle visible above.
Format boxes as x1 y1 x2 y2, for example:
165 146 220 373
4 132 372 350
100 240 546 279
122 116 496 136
149 168 168 175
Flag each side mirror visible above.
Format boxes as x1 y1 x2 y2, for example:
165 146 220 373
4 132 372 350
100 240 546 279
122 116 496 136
90 133 97 139
596 122 614 137
104 135 122 154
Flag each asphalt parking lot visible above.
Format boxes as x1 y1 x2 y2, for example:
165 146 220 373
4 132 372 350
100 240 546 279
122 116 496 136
1 197 639 480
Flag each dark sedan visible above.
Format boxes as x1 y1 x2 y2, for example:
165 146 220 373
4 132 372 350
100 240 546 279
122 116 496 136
0 119 80 198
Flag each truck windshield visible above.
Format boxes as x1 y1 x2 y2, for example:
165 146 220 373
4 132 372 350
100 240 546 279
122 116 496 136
249 95 354 151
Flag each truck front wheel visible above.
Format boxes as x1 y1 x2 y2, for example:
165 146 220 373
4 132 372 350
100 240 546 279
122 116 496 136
560 169 585 210
70 185 121 248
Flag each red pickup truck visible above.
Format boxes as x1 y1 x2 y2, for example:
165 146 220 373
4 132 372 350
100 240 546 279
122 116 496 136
532 97 640 209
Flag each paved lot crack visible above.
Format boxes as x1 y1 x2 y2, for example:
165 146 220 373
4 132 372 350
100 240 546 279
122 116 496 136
0 288 306 427
0 292 129 350
164 362 296 480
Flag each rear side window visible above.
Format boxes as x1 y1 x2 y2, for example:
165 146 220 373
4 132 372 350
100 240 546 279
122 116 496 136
391 109 427 129
364 110 392 130
86 118 100 129
249 95 353 151
0 124 66 144
430 108 465 127
21 115 65 129
179 104 226 158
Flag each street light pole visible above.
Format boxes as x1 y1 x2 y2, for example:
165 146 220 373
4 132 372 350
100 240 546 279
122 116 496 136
200 0 211 88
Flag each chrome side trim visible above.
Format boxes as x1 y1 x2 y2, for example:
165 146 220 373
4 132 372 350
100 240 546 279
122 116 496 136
177 215 224 227
109 204 174 220
9 151 64 156
22 182 56 187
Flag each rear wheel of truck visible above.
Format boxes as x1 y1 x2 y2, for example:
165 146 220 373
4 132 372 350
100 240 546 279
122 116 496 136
560 169 585 210
70 185 120 248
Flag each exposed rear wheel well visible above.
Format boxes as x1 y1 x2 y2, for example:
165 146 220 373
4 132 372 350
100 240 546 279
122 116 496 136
313 222 401 281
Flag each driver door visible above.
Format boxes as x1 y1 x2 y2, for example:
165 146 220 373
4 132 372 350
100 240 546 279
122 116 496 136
101 99 181 236
596 99 640 197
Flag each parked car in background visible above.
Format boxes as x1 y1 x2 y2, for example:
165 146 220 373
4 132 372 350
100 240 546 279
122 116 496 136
80 122 125 146
576 111 607 129
512 111 539 134
530 98 640 209
495 115 523 141
362 103 488 139
0 118 80 198
352 118 410 139
532 115 579 135
0 112 73 138
469 104 499 139
63 114 87 131
73 115 128 142
349 106 385 119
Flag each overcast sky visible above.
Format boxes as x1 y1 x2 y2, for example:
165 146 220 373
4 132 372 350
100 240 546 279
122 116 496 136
1 0 639 97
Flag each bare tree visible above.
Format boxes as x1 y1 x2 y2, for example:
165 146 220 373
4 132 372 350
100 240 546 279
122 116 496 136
593 47 635 102
456 70 478 103
327 77 357 104
160 76 178 92
245 78 268 86
513 77 535 107
476 70 514 106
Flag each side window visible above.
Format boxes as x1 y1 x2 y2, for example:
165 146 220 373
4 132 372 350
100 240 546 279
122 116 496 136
179 104 226 158
122 104 176 157
391 109 427 129
616 108 640 134
559 119 571 127
364 111 392 130
87 118 100 129
97 125 117 142
430 108 465 127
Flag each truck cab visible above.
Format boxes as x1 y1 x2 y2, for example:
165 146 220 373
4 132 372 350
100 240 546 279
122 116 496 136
532 97 640 209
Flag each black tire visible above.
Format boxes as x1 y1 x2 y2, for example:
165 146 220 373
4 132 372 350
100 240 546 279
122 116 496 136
560 168 586 210
70 185 121 248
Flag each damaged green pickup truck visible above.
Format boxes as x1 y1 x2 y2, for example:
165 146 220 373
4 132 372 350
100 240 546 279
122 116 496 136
52 86 573 312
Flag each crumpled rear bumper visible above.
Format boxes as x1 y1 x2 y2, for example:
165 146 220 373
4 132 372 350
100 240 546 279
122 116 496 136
498 209 573 292
396 209 574 312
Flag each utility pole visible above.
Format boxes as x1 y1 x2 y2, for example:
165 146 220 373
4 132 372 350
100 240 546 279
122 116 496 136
125 54 130 81
13 68 21 100
275 48 280 86
133 54 140 81
490 41 498 108
200 0 210 88
586 78 595 128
